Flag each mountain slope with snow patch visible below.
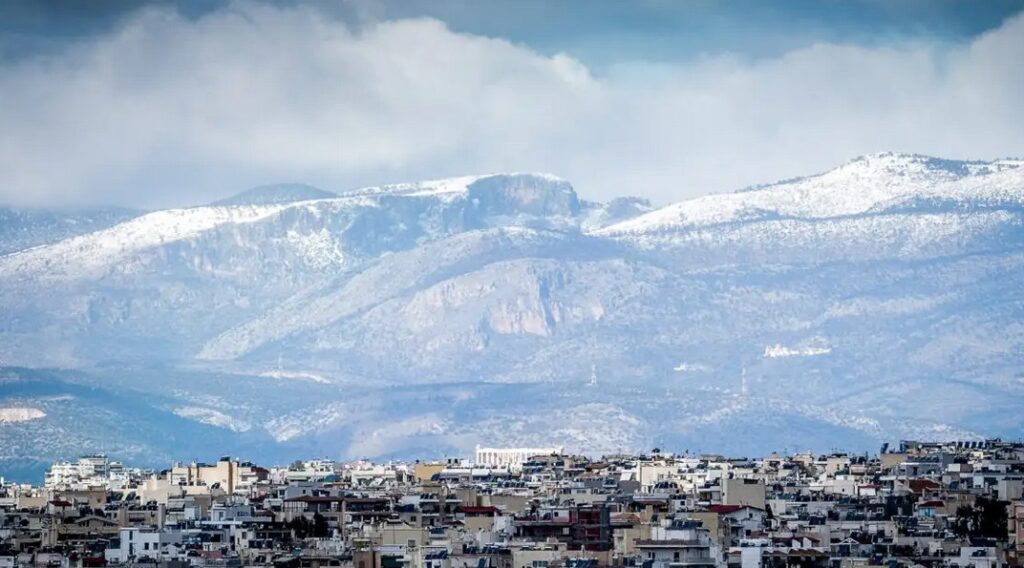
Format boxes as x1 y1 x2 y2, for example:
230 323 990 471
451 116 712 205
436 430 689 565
1 154 1023 471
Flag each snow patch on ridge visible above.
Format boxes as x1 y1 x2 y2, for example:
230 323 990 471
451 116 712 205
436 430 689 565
259 370 331 384
173 406 251 432
764 339 832 358
285 228 346 270
0 407 46 423
673 362 711 373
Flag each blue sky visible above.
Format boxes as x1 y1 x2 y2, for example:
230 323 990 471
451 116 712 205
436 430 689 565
0 0 1022 206
362 0 1024 65
4 1 1021 64
8 0 1024 61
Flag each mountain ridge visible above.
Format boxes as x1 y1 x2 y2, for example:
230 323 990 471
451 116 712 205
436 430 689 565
211 183 338 206
598 153 1024 237
1 153 1022 475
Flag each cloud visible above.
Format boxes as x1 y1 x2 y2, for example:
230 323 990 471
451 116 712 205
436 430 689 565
0 2 1021 207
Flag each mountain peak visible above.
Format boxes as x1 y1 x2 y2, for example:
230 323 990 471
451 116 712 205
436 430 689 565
212 183 336 206
337 172 580 218
852 151 931 162
466 173 580 218
598 152 1024 236
837 152 997 179
343 172 568 197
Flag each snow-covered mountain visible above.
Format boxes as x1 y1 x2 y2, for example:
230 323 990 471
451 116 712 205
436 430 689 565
2 154 1023 478
601 153 1024 235
0 206 141 255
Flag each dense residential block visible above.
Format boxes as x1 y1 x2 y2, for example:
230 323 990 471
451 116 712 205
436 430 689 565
1 441 1023 567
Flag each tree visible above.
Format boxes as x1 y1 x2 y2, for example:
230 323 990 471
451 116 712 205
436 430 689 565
977 497 1008 539
952 498 1008 540
952 505 973 538
288 516 312 539
312 513 329 538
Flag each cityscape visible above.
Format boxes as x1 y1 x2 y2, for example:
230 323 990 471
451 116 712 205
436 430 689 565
1 442 1023 567
2 1 1024 566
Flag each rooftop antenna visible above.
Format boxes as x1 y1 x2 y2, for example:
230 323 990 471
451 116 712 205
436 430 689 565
588 364 598 387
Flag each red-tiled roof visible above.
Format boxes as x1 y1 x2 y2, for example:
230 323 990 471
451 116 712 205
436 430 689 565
908 479 941 493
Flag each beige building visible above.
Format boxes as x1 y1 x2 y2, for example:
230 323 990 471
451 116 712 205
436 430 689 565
169 456 260 494
414 463 446 483
723 478 766 509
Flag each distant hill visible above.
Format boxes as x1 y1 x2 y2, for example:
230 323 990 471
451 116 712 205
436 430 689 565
211 183 337 206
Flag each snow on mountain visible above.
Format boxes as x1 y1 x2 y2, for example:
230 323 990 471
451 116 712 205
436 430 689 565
340 172 566 199
1 155 1023 471
172 406 251 432
598 153 1024 237
0 173 600 368
194 227 600 362
0 173 583 282
0 407 46 423
580 197 655 230
258 369 331 384
0 206 141 255
0 203 295 280
763 342 832 358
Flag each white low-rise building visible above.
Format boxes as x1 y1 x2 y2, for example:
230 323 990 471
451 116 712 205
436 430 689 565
475 447 563 471
105 527 185 564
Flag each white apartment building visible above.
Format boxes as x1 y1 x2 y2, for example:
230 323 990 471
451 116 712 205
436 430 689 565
474 447 563 471
44 455 131 489
105 527 185 564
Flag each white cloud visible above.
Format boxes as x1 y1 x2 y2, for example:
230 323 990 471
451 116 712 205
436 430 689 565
0 2 1021 207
